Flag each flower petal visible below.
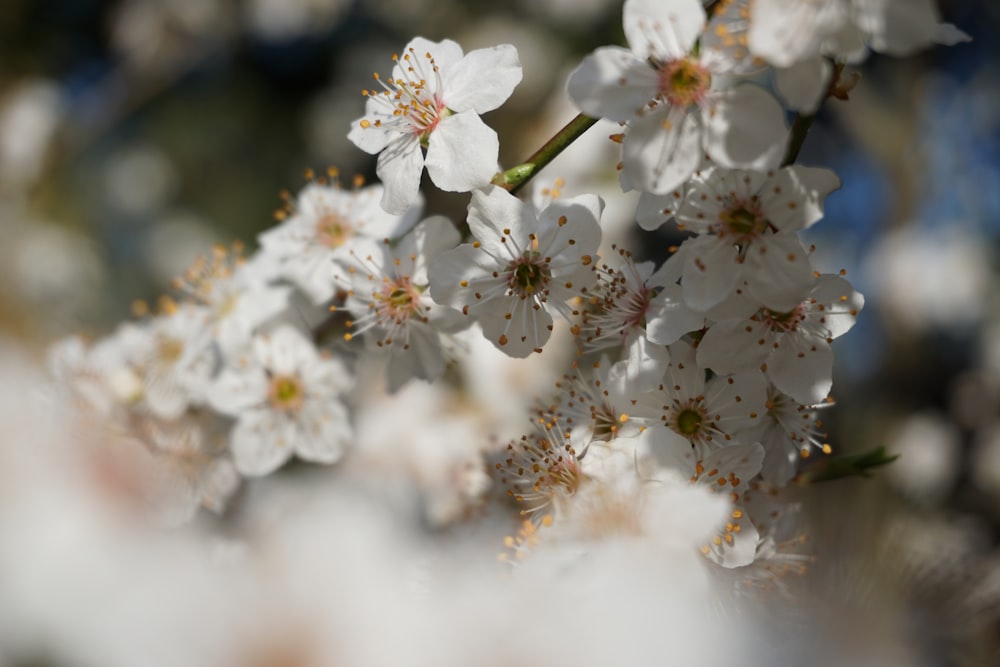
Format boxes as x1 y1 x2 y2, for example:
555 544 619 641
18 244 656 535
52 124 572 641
808 274 864 339
624 0 705 60
347 114 391 154
702 85 787 170
761 165 841 232
743 235 815 312
376 135 425 215
697 319 770 374
567 47 659 122
680 236 740 311
427 244 498 311
770 336 833 405
396 38 465 97
646 283 705 345
425 112 499 193
775 57 832 113
465 185 537 251
444 44 522 113
622 106 702 194
293 401 351 465
479 295 554 358
207 367 268 416
536 194 604 263
231 409 295 476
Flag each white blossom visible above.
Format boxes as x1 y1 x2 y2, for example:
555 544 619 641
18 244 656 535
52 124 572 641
348 37 522 214
647 439 765 568
207 326 353 476
258 181 422 304
638 341 767 457
566 0 787 194
748 0 970 68
669 165 840 311
332 216 467 392
696 274 864 404
429 186 602 358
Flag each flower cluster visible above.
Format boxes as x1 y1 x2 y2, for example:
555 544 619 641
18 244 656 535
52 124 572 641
38 1 970 662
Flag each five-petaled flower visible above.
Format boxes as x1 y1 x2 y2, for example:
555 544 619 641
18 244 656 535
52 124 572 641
348 37 522 215
429 186 603 358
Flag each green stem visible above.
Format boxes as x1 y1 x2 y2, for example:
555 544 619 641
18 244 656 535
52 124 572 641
780 61 844 167
781 112 817 167
494 113 599 196
793 446 899 485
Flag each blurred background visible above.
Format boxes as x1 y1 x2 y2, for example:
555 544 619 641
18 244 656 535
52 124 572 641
1 0 998 664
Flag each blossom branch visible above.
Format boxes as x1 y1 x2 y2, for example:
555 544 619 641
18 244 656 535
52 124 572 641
494 113 599 195
781 62 849 167
793 446 899 485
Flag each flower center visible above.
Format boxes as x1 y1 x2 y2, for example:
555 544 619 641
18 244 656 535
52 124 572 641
676 408 704 435
499 432 582 516
214 289 240 320
666 398 711 444
590 404 622 442
316 213 351 248
657 57 712 108
157 337 184 365
268 374 304 412
375 276 422 322
719 200 769 243
359 47 449 146
761 305 804 333
509 254 551 297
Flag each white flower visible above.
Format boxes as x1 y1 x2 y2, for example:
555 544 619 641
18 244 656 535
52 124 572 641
543 356 650 450
670 165 840 311
347 37 522 214
748 384 832 485
140 415 241 525
332 215 467 392
578 247 658 353
172 244 292 355
129 306 216 420
207 326 353 476
429 186 603 358
258 181 422 304
639 341 767 457
696 274 864 405
747 0 970 69
494 422 585 522
48 330 144 417
566 0 787 194
646 438 765 567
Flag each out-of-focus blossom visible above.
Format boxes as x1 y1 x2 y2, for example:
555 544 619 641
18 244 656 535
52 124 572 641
0 80 62 193
244 0 352 42
1 217 105 329
747 0 969 68
886 411 961 504
208 325 353 476
259 181 421 305
863 226 992 333
103 144 179 217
